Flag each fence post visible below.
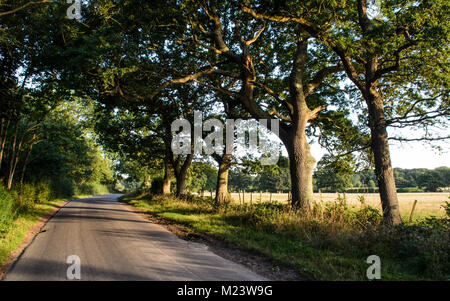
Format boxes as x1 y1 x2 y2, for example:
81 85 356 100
409 200 418 223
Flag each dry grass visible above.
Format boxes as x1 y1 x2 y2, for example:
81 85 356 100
226 192 449 220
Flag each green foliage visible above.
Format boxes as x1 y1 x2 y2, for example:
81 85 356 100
443 201 450 218
255 167 291 193
0 185 16 232
1 181 60 218
11 184 37 213
229 168 255 191
50 178 75 199
417 170 446 192
25 105 114 186
34 181 52 204
314 154 355 192
74 183 111 196
186 162 217 192
0 180 73 267
229 156 291 192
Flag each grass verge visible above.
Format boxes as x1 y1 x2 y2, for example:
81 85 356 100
0 193 95 269
121 191 450 281
0 199 66 267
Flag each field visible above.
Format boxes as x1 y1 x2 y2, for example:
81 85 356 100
225 192 449 220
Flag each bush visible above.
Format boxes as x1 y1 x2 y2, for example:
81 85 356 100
75 183 110 196
396 187 424 193
344 187 379 193
12 183 36 213
0 185 16 230
35 181 52 203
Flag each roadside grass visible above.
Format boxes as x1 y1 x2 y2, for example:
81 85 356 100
0 181 107 268
0 199 66 267
121 192 450 281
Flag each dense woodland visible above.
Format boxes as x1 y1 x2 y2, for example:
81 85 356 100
0 0 448 227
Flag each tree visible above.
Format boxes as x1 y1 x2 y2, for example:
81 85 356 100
315 154 355 192
254 156 291 192
186 161 217 193
150 2 357 210
417 170 445 192
240 0 449 224
229 168 254 192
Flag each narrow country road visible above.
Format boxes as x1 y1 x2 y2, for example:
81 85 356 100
3 195 267 281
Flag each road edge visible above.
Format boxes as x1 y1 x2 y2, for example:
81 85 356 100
0 200 70 280
117 198 304 281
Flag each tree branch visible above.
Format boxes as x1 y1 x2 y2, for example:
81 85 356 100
240 5 366 92
308 104 327 121
373 41 417 80
389 136 450 142
306 64 344 96
357 0 372 33
244 24 266 46
0 0 53 17
250 80 294 115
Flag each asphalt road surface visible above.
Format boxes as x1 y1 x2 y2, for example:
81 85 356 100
4 194 267 281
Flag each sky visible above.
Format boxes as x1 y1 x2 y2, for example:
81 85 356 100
381 140 449 169
386 127 450 169
310 141 450 170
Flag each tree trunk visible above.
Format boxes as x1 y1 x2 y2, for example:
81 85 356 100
282 37 317 211
0 118 10 171
174 153 193 198
176 172 187 197
162 158 171 194
20 134 36 183
7 121 20 189
366 91 402 225
0 118 4 169
283 120 315 210
215 153 232 204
